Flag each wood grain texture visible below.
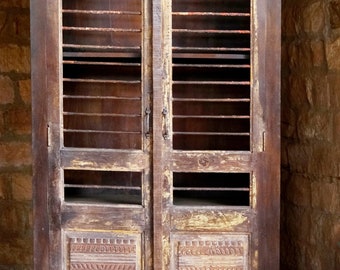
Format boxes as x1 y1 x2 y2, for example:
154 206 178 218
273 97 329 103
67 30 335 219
32 0 280 269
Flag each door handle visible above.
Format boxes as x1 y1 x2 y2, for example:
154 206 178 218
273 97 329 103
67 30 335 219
145 108 151 138
162 108 169 140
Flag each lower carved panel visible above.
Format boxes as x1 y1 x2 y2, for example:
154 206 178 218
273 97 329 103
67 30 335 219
64 231 141 270
172 234 249 270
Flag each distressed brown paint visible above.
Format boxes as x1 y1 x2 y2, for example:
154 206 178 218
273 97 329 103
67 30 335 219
32 0 280 269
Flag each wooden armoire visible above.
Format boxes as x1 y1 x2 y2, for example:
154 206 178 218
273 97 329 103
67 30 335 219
31 0 280 269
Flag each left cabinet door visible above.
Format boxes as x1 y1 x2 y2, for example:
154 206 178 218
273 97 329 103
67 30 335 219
32 0 153 269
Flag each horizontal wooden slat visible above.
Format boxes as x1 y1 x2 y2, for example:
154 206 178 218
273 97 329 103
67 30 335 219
62 9 141 15
62 204 146 230
63 45 141 52
64 129 141 134
61 149 148 171
63 78 141 84
173 187 250 191
172 81 250 85
171 151 253 172
63 60 141 66
173 47 250 52
63 95 140 100
173 115 249 119
65 184 141 190
172 12 250 17
63 112 140 117
173 132 250 136
170 208 251 231
172 98 250 102
172 53 250 59
173 29 250 34
63 26 141 32
173 63 250 68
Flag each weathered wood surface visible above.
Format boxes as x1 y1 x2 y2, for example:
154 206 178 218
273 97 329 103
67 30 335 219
32 0 280 269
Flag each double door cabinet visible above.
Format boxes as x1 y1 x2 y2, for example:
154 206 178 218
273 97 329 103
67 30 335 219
31 0 280 269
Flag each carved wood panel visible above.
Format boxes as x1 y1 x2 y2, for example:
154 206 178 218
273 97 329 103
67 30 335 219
64 231 141 270
171 234 249 270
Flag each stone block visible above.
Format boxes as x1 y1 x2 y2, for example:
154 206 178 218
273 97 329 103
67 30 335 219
0 175 11 200
0 176 6 199
334 112 340 144
309 211 338 269
0 0 29 8
281 141 290 169
305 246 322 269
286 205 311 243
0 11 30 43
310 40 326 67
287 143 311 173
311 74 330 109
326 37 340 70
4 107 32 135
0 45 30 73
0 11 6 36
328 73 340 108
330 0 340 29
0 204 18 236
281 107 297 139
0 75 15 105
287 174 311 207
0 111 4 137
12 174 32 201
282 2 299 37
0 142 31 167
0 239 32 266
303 1 325 34
311 181 339 213
19 79 31 104
287 74 310 108
297 110 333 142
308 144 339 177
288 41 313 72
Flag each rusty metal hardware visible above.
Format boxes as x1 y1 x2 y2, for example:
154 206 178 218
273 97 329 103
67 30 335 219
162 108 169 140
145 108 151 138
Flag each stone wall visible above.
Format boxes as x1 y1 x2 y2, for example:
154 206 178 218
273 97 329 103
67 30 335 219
0 0 32 269
281 0 340 269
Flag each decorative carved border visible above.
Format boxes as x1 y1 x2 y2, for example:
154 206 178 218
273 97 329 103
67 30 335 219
172 233 249 270
64 231 141 270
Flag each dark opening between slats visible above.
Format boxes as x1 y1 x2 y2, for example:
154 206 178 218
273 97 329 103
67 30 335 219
64 170 142 205
172 0 250 13
173 172 250 206
172 0 251 151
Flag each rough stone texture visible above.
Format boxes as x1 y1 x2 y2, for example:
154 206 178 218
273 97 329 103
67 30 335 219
282 0 340 269
0 76 15 105
0 0 32 269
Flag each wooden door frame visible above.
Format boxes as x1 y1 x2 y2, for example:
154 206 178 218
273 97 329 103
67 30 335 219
255 0 281 268
31 0 62 268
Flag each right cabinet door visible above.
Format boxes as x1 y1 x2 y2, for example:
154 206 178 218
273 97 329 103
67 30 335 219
152 0 280 269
